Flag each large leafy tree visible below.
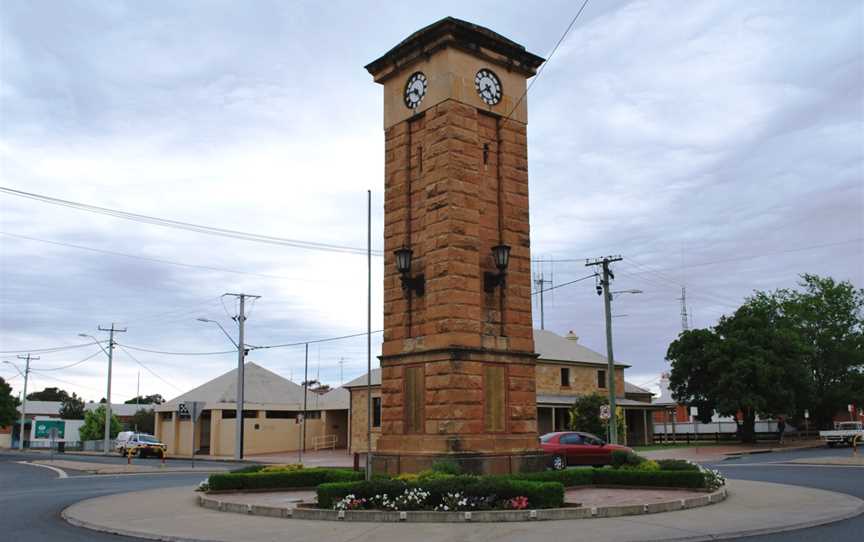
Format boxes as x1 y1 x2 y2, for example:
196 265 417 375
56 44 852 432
129 409 156 434
0 377 17 427
125 394 165 405
777 275 864 428
78 404 122 441
567 393 625 442
59 392 86 419
668 292 808 442
26 386 70 402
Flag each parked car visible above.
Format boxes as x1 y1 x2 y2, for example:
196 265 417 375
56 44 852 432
116 433 167 457
819 421 864 447
540 431 632 470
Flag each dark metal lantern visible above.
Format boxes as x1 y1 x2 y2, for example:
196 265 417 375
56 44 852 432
484 244 511 292
394 246 424 296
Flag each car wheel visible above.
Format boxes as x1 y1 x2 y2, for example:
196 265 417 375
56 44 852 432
552 455 566 470
827 442 835 448
118 448 125 456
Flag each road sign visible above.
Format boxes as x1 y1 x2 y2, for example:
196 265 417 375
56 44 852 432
599 405 610 421
804 409 809 419
178 401 206 421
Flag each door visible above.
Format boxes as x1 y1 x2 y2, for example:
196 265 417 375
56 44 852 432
199 414 211 455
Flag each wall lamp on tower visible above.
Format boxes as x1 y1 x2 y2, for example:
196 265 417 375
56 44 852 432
484 244 511 293
394 247 425 296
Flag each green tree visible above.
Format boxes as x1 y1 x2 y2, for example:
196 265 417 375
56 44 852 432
668 293 808 443
777 275 864 429
128 409 155 434
0 377 17 427
26 386 70 402
125 394 165 405
79 404 122 441
59 392 86 419
568 393 625 442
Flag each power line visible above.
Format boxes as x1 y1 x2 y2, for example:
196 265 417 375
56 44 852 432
29 350 103 372
502 0 591 125
117 345 184 392
117 343 237 356
531 272 597 296
0 341 107 355
253 330 384 351
0 186 384 256
1 232 329 282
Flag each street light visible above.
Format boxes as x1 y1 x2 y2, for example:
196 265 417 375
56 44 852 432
197 318 239 349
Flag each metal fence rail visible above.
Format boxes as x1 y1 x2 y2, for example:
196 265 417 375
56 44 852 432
312 434 337 451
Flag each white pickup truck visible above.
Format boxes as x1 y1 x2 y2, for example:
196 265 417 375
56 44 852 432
819 421 864 447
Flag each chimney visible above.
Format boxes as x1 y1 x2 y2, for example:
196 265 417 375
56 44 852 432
565 330 579 342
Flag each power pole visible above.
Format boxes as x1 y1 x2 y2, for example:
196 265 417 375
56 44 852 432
585 255 623 444
15 354 36 450
678 286 689 332
302 343 309 459
534 273 553 330
224 293 260 461
338 357 345 385
97 323 126 455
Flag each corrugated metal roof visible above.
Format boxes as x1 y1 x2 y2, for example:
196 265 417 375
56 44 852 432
156 361 348 411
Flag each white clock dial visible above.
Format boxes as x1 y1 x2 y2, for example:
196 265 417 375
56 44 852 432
474 69 502 106
404 72 427 109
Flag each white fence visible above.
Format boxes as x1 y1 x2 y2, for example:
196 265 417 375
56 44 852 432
654 420 796 435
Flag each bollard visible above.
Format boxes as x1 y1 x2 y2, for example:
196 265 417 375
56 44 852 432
353 452 360 472
159 447 167 467
853 434 861 456
127 446 136 465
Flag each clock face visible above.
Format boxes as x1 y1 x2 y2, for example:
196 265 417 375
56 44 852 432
404 72 427 109
475 69 502 106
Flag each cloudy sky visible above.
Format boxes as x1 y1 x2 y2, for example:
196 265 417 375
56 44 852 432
1 0 861 403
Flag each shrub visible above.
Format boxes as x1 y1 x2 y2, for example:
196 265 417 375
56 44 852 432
229 465 266 474
395 472 420 483
317 476 564 510
611 450 646 469
430 458 462 475
208 467 362 491
593 469 707 489
509 467 594 487
636 460 660 472
656 459 699 472
260 464 304 473
701 468 726 491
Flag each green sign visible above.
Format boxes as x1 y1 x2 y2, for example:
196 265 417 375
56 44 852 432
34 419 65 439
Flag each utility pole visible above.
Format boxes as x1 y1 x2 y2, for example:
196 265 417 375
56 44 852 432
366 189 372 481
534 273 553 330
224 293 260 461
338 357 345 385
678 286 689 332
97 324 126 455
586 255 623 444
15 354 35 450
302 343 309 458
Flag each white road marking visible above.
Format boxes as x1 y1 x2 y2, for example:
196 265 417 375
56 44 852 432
16 461 68 478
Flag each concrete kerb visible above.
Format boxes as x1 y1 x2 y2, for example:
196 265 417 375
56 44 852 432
195 487 728 522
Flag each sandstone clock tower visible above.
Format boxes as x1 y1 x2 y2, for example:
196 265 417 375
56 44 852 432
366 17 545 474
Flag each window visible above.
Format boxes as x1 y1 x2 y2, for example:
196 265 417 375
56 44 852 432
597 369 607 389
305 410 321 419
484 365 506 432
405 366 424 433
560 433 583 445
266 410 297 419
373 397 382 428
222 409 236 419
159 412 172 420
560 367 570 387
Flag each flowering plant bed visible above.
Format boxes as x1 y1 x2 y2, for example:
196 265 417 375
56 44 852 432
317 476 565 511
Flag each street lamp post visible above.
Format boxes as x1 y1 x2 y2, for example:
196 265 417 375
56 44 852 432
79 330 121 455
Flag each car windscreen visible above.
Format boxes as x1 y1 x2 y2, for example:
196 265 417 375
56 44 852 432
136 436 160 443
539 433 556 443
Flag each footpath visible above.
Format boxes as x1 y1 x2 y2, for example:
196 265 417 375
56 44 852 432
29 459 230 475
63 479 864 542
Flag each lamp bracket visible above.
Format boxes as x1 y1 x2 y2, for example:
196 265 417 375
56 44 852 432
401 273 425 296
484 271 506 293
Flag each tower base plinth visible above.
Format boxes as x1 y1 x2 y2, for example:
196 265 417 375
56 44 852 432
370 451 549 476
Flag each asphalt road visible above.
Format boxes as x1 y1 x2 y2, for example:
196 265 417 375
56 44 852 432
0 447 861 541
707 447 864 542
0 449 238 541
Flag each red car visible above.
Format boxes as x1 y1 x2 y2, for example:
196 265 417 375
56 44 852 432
540 431 632 470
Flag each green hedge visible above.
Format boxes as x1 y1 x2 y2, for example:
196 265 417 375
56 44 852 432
228 465 266 474
656 459 700 472
592 469 706 488
208 467 362 491
504 467 707 489
509 467 594 486
316 476 564 510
